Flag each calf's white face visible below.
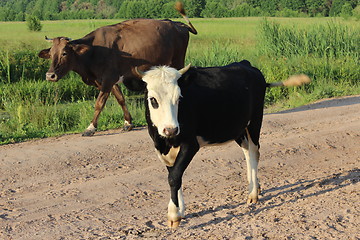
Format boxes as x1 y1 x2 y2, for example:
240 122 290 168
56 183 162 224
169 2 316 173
142 66 186 138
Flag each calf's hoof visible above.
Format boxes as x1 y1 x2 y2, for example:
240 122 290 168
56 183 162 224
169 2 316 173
247 195 259 204
82 129 95 137
167 219 181 228
123 123 134 131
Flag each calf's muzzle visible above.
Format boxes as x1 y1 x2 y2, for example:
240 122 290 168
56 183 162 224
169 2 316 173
163 127 179 137
46 72 58 81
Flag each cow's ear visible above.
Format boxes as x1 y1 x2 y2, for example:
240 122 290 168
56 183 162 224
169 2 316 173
123 77 146 92
38 48 50 59
72 44 90 55
178 68 195 88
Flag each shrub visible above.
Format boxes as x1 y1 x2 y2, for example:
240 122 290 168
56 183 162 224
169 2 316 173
26 15 42 32
352 5 360 20
340 3 353 19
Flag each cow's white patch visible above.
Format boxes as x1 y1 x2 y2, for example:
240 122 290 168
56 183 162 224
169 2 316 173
86 123 96 131
142 66 182 137
156 146 180 167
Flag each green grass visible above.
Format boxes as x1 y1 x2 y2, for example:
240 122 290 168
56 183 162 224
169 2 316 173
0 17 359 144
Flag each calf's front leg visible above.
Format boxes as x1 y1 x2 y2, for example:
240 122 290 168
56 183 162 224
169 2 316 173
166 141 199 228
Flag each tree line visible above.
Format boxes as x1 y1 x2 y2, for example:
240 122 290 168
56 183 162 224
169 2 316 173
0 0 359 21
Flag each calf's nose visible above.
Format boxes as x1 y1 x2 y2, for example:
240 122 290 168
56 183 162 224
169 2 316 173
163 127 179 137
46 72 57 81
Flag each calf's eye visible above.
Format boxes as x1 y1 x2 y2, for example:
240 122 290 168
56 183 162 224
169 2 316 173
149 97 159 109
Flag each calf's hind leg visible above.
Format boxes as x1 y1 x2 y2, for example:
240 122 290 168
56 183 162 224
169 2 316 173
236 128 260 204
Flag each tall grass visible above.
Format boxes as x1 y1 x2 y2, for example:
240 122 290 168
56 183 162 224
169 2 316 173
259 19 360 110
260 19 359 59
0 82 145 144
0 18 359 144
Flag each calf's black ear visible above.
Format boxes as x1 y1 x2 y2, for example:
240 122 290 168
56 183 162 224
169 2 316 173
178 68 195 88
38 48 50 59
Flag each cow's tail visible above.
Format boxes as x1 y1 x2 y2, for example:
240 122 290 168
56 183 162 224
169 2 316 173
266 74 311 88
175 1 198 35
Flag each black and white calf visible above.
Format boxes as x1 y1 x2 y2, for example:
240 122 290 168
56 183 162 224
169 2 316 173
137 60 310 228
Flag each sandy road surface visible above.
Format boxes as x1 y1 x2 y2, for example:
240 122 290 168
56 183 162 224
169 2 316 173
0 96 359 239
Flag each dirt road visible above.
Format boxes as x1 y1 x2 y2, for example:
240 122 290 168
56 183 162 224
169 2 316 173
1 96 359 239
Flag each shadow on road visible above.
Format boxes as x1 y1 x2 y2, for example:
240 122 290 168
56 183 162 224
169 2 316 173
270 95 360 115
188 168 359 229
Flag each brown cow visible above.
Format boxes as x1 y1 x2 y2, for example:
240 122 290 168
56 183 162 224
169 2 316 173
38 3 197 136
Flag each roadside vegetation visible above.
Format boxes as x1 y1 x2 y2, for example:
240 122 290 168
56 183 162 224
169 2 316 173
0 17 359 144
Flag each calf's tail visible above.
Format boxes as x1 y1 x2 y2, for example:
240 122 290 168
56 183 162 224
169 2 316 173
266 74 311 88
175 1 198 35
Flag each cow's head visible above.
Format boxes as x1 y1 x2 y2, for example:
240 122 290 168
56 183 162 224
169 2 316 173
137 65 191 138
38 36 90 82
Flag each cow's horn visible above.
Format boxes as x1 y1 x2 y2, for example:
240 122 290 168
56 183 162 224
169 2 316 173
178 64 191 75
45 36 53 42
134 67 145 78
60 37 72 41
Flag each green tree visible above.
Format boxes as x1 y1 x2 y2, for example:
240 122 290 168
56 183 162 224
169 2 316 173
279 0 306 11
162 2 181 18
184 0 206 17
0 7 7 21
15 12 25 21
329 0 346 16
232 3 262 16
126 1 147 19
95 0 116 19
305 0 325 16
115 1 129 18
340 2 353 18
260 0 279 16
202 1 228 17
146 0 168 18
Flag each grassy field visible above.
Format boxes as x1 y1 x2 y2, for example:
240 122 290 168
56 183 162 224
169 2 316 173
0 17 359 144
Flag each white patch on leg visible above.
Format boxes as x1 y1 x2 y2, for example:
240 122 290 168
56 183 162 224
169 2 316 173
178 188 185 218
124 120 131 126
168 199 181 222
240 137 251 183
86 123 96 131
156 147 180 167
241 129 260 203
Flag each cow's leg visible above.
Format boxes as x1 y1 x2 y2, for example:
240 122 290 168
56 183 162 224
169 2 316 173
111 84 133 131
82 91 110 136
166 140 199 228
237 129 260 204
